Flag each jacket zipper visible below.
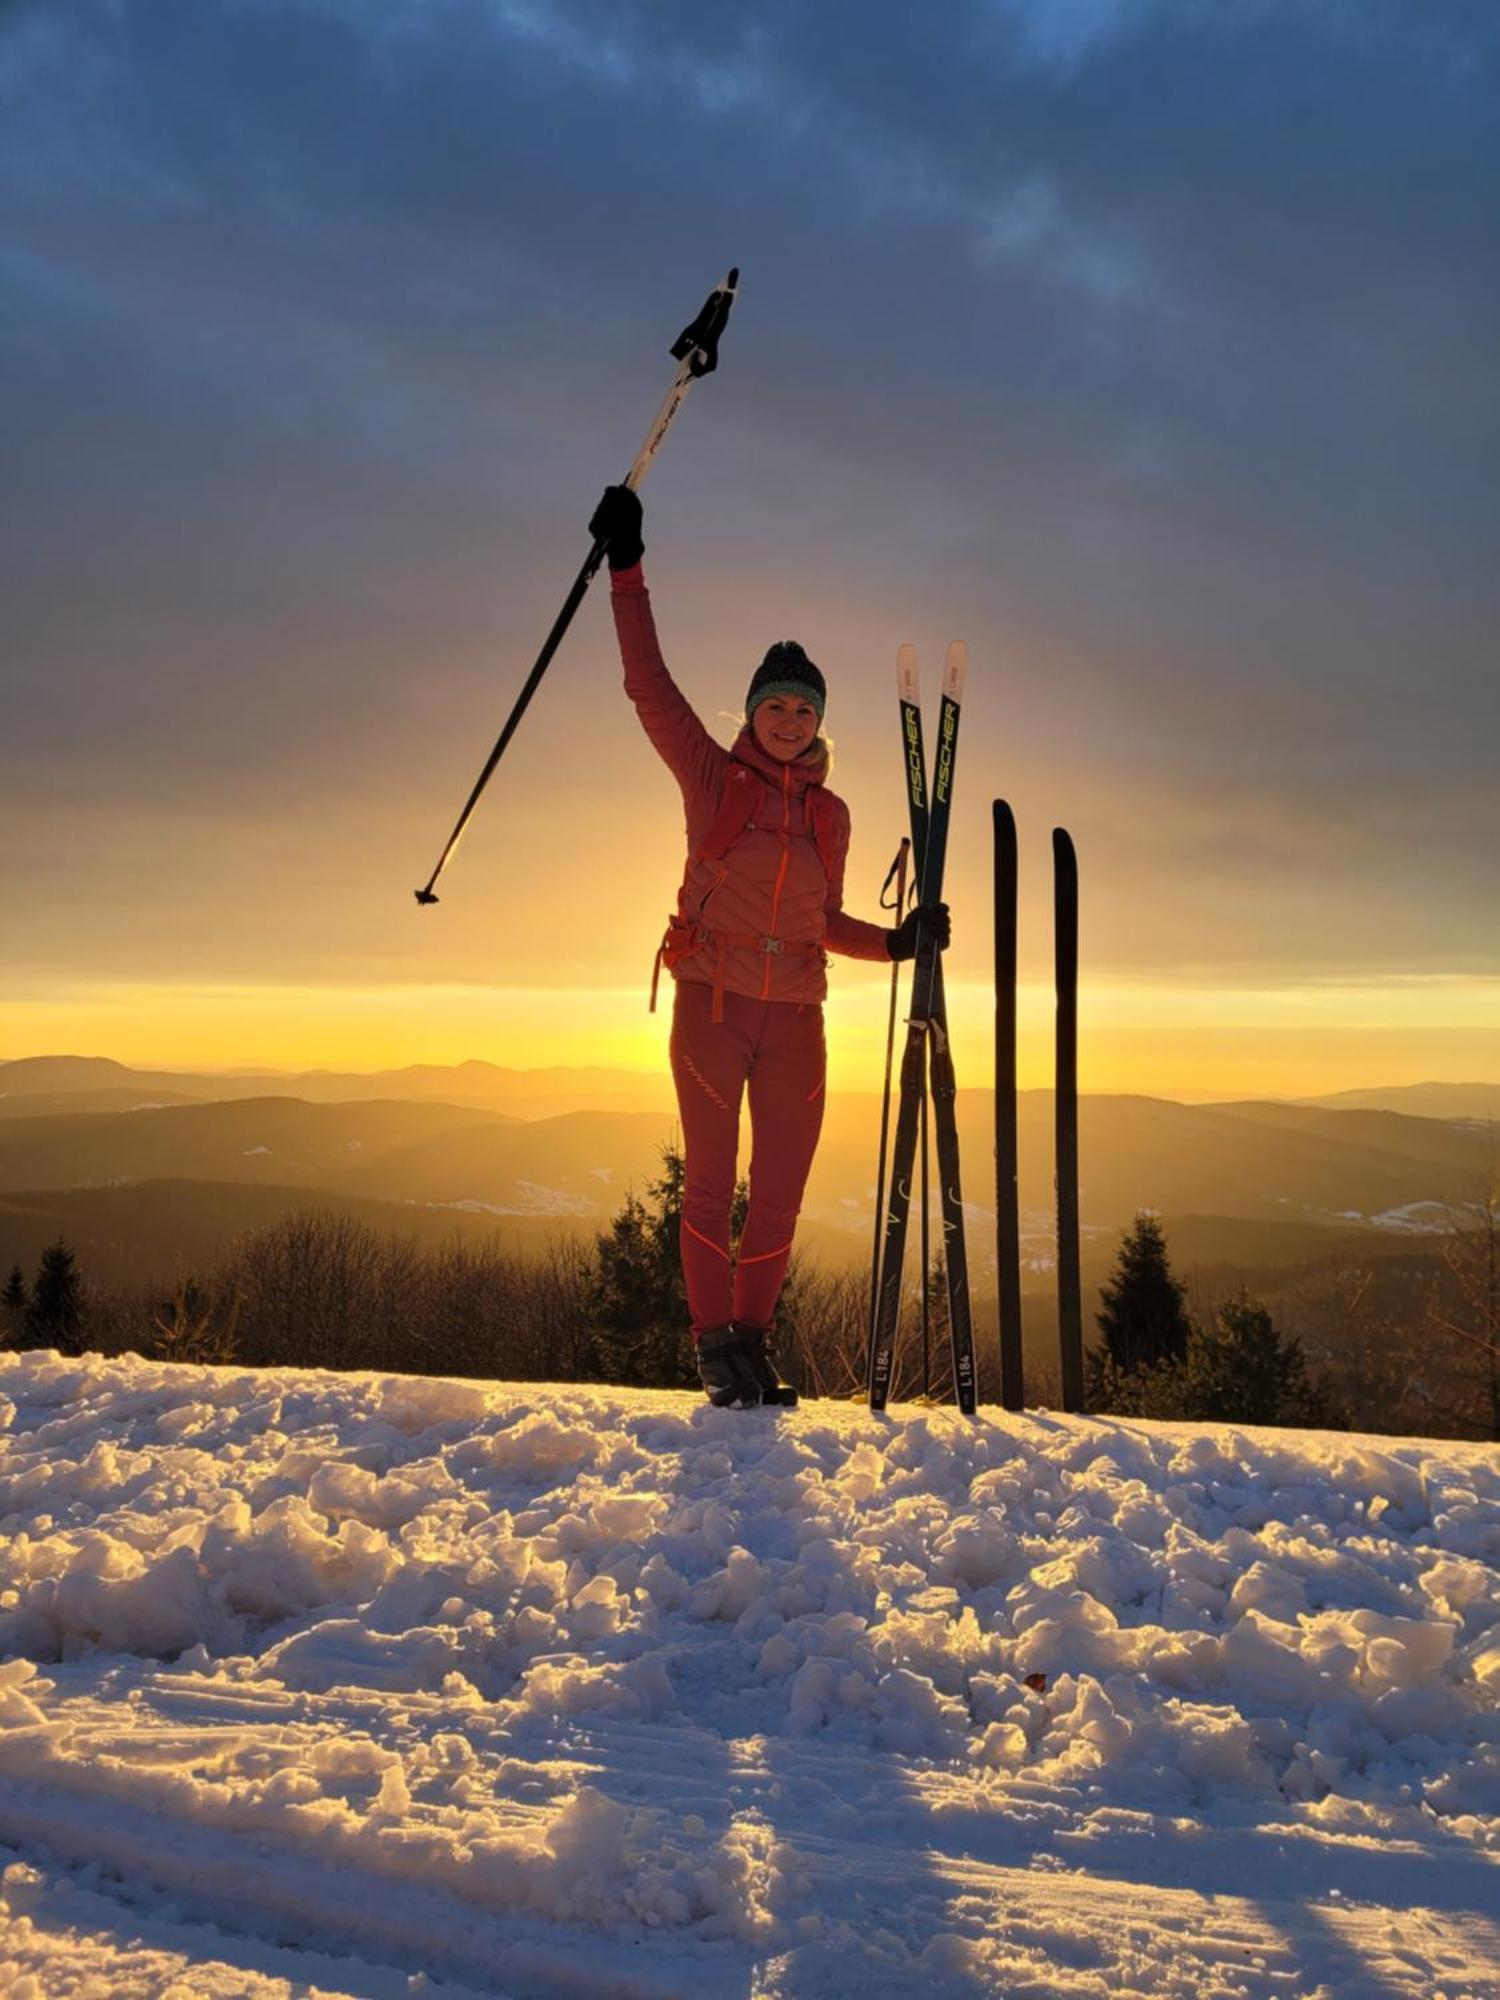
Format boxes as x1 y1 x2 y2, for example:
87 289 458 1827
761 767 792 999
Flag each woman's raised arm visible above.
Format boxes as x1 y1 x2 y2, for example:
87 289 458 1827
594 485 725 811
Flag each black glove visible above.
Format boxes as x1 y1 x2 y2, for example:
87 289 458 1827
887 902 950 961
588 484 644 571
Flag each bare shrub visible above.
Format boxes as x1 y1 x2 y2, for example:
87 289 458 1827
149 1267 243 1367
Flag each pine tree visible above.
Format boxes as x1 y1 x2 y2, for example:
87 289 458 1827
1 1263 26 1347
1088 1290 1346 1430
25 1240 86 1355
1095 1212 1194 1372
1178 1293 1345 1428
590 1146 748 1387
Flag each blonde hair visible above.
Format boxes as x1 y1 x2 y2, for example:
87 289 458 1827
722 711 835 772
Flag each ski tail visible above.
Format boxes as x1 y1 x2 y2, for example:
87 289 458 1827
994 800 1024 1411
1054 827 1084 1413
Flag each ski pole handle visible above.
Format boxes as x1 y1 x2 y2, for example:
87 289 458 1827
622 269 739 491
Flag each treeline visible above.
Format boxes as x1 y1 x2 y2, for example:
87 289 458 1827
3 1154 1495 1440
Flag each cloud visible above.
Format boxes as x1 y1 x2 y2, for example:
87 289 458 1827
1 0 1496 1009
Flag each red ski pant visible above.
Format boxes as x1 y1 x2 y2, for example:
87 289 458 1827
669 979 826 1338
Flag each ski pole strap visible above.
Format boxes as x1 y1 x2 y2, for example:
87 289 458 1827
879 836 911 911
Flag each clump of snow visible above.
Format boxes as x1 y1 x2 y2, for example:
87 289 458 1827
0 1350 1496 1997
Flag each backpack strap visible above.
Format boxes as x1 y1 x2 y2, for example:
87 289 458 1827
702 760 840 875
804 786 842 881
699 761 764 864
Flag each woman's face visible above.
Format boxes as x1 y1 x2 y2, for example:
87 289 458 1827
751 694 820 763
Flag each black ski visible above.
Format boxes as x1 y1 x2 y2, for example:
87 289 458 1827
994 800 1024 1410
1053 827 1084 1413
869 643 975 1415
924 657 976 1413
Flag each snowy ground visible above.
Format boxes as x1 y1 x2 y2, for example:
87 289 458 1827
0 1352 1496 1999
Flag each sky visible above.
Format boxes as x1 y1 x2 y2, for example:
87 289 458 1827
2 0 1497 1095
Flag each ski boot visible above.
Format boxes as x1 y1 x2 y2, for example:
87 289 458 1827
735 1323 799 1407
695 1325 762 1409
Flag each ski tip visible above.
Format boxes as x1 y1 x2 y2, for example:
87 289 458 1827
942 640 967 699
725 267 740 290
897 643 919 701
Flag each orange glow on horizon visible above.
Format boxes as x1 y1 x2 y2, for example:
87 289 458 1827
3 976 1497 1099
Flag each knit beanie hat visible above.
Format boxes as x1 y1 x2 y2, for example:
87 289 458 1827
745 641 827 722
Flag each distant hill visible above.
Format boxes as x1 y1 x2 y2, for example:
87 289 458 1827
0 1180 579 1291
807 1091 1490 1241
0 1098 517 1196
0 1083 1490 1301
10 1055 1494 1134
0 1056 675 1120
0 1177 1435 1310
1297 1082 1500 1122
0 1088 1486 1225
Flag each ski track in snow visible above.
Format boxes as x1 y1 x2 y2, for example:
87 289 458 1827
0 1352 1497 1998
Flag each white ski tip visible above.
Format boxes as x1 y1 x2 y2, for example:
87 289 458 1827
897 643 919 703
943 641 967 700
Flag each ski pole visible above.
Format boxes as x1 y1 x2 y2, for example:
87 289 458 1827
414 268 740 906
920 1052 931 1397
870 837 911 1357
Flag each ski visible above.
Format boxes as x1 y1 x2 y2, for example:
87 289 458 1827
868 643 975 1415
924 655 977 1413
994 800 1024 1410
1053 827 1084 1412
866 647 929 1409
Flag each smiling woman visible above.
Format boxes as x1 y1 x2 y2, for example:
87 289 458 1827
588 483 947 1410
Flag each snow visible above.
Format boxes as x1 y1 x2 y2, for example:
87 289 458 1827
0 1351 1496 1998
1369 1201 1471 1234
428 1184 600 1218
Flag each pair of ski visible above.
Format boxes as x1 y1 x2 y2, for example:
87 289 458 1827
993 809 1084 1415
868 644 977 1416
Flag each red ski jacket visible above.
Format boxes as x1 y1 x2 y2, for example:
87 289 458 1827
611 564 890 1013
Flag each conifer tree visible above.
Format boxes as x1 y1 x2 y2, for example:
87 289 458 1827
1 1263 26 1346
1178 1293 1344 1428
1089 1287 1345 1430
25 1240 86 1355
590 1147 748 1387
1095 1212 1194 1372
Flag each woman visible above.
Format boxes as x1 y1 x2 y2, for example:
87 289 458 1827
590 485 949 1409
